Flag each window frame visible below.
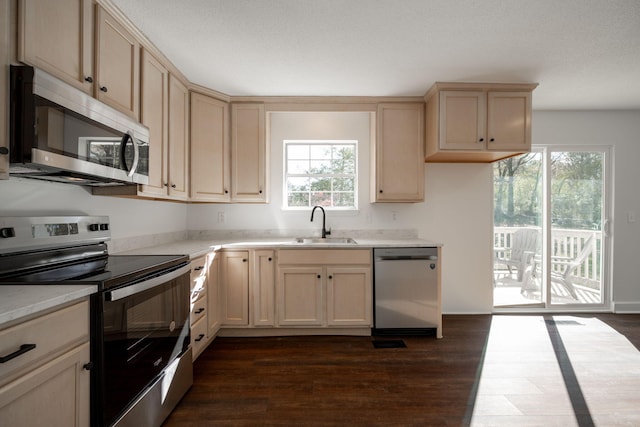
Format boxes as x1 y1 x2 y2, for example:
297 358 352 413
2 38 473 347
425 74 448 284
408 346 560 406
282 139 359 211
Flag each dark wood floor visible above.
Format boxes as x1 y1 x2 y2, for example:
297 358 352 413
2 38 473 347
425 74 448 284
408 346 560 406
163 314 640 427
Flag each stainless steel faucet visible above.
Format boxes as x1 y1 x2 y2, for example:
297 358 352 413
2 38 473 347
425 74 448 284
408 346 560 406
310 206 331 238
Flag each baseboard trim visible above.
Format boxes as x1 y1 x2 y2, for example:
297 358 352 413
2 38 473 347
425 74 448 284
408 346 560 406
613 302 640 313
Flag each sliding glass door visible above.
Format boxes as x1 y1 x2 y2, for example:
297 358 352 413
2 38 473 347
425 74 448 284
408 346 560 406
493 147 610 309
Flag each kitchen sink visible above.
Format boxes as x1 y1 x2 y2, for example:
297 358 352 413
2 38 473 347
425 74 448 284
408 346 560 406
294 237 358 245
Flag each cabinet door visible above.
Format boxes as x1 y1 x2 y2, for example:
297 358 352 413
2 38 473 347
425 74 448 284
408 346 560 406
0 0 9 179
18 0 93 94
231 103 267 202
252 250 275 326
221 251 249 326
278 267 323 326
439 91 486 150
207 253 221 337
0 342 90 427
326 267 372 326
138 49 169 197
190 93 231 201
487 91 532 151
374 103 424 202
95 6 139 119
167 75 189 200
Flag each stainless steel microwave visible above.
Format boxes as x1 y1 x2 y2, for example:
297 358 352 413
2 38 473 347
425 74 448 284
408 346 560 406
9 65 149 186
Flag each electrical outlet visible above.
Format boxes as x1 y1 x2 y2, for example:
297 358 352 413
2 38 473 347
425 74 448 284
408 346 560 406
218 211 225 223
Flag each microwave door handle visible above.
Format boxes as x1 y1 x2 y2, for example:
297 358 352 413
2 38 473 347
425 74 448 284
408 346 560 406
119 132 140 177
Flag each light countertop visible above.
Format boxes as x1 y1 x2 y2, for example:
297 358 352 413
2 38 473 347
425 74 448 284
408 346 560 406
0 284 96 328
117 237 442 258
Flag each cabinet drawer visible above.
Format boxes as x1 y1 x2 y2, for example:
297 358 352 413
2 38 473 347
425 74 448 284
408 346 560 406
190 294 207 325
191 316 208 359
190 256 207 293
0 300 89 386
278 249 371 265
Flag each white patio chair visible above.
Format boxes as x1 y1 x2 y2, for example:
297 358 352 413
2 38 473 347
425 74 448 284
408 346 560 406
494 228 540 282
550 234 595 300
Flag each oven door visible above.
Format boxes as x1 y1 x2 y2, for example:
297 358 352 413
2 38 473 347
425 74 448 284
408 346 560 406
96 264 190 427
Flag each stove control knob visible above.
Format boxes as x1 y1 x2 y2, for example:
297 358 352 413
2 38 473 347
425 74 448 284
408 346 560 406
100 223 109 231
0 227 15 238
88 224 100 232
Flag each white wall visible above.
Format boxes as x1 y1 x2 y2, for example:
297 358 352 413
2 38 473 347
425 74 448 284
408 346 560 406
0 177 188 240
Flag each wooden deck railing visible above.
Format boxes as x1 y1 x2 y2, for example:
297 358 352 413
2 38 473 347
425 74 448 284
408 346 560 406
494 227 601 289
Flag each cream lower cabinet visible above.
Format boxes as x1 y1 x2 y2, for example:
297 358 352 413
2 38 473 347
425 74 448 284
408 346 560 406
190 255 208 360
0 299 91 427
220 250 250 326
277 249 372 328
252 250 276 326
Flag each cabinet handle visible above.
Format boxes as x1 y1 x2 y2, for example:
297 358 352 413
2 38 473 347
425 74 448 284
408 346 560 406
84 76 93 83
195 308 205 314
194 334 205 342
194 266 204 271
83 362 94 371
0 147 8 155
100 86 108 93
0 344 36 363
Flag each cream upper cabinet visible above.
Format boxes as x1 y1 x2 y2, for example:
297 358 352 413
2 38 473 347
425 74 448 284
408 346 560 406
138 49 169 198
231 103 268 202
167 74 189 200
94 5 140 119
220 250 250 326
424 82 537 163
252 250 276 327
372 103 425 202
0 0 9 179
190 93 231 202
18 0 94 94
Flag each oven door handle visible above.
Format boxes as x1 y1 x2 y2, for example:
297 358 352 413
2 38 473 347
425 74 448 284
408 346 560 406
105 264 191 301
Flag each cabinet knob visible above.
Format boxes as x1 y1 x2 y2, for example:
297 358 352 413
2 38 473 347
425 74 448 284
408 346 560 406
100 86 108 93
490 138 495 142
163 183 169 187
259 189 263 194
171 184 177 188
379 190 383 194
0 147 8 155
83 362 94 371
317 274 321 279
224 189 229 194
268 257 272 261
84 76 93 83
242 259 247 262
328 275 333 279
479 138 484 142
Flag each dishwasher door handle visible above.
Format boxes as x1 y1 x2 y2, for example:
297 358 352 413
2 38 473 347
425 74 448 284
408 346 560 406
375 255 438 261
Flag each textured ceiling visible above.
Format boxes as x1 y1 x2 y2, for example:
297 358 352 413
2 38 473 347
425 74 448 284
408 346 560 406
110 0 640 110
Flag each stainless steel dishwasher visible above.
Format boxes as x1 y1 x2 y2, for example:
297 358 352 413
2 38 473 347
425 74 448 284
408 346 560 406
373 247 441 337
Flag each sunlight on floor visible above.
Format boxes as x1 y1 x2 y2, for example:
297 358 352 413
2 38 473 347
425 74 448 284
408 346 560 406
469 315 640 426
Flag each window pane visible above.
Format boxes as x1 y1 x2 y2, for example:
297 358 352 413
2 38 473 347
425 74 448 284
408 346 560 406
310 145 331 160
288 160 309 174
287 177 309 192
334 192 354 207
310 192 331 206
310 177 331 192
288 192 309 207
288 145 309 159
310 160 331 174
333 177 354 191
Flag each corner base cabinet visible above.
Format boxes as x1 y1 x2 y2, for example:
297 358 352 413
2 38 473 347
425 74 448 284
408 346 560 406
0 299 91 427
424 82 537 163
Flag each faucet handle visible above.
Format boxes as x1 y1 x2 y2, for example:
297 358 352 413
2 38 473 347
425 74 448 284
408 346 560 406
325 228 332 236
